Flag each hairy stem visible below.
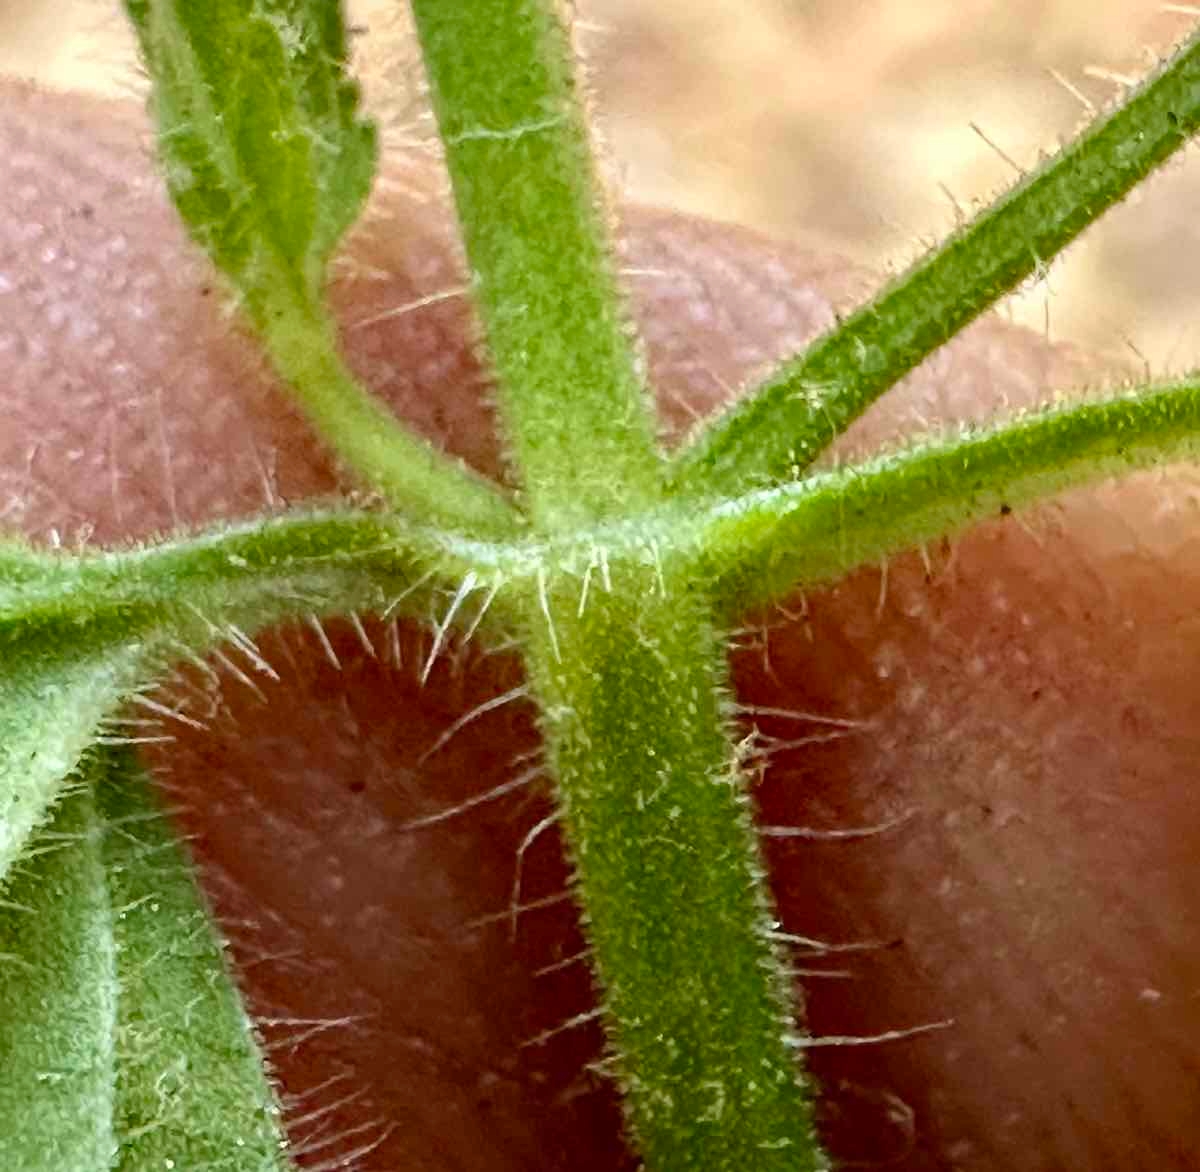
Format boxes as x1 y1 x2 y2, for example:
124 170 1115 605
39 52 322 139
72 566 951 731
263 301 520 537
695 378 1200 614
2 509 483 657
410 0 663 528
670 26 1200 500
522 572 825 1170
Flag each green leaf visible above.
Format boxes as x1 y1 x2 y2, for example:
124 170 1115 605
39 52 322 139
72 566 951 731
124 0 376 320
0 648 144 886
0 747 290 1170
100 748 290 1169
124 0 521 537
0 506 493 1159
0 780 117 1169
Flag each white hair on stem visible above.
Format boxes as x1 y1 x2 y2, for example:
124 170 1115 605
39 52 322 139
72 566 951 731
345 610 378 660
533 947 592 979
348 284 471 331
417 682 531 764
306 613 343 671
787 1018 954 1049
286 1114 396 1166
258 1014 368 1057
519 1006 606 1050
460 570 505 646
467 888 574 932
395 762 545 833
535 564 560 662
299 1121 399 1172
760 807 915 842
225 623 282 681
421 570 478 683
768 929 895 956
509 810 560 942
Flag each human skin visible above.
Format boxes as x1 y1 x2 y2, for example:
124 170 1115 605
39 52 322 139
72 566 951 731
4 80 1200 1171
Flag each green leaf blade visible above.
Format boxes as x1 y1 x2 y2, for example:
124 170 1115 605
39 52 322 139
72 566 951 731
97 748 290 1170
0 648 144 885
0 749 291 1171
125 0 376 317
0 784 117 1171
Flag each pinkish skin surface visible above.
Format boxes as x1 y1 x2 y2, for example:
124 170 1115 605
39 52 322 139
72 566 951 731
4 79 1200 1171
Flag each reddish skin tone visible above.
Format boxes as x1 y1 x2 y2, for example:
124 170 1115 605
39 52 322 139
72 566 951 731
4 81 1200 1170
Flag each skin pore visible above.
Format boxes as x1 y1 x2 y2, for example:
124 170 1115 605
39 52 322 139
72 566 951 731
4 79 1200 1170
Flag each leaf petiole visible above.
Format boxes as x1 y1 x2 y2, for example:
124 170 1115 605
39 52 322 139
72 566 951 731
695 378 1200 614
670 25 1200 501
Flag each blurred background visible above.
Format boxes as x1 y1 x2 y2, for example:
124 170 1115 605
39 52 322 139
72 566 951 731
2 0 1198 371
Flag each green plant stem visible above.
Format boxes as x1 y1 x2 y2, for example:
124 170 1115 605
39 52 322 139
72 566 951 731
125 0 510 537
262 301 520 537
522 573 825 1171
20 367 1193 653
693 378 1200 615
670 26 1200 501
410 0 663 528
2 509 483 655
